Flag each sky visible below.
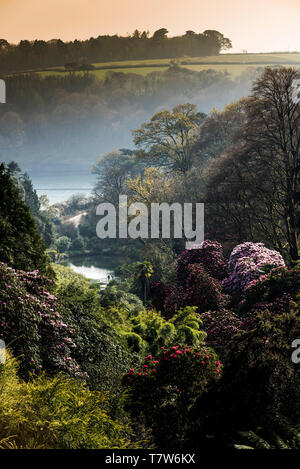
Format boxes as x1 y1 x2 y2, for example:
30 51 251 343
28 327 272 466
1 0 300 53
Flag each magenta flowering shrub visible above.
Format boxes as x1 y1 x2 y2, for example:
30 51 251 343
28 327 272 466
183 264 225 312
0 263 85 379
161 264 226 318
162 284 187 318
238 266 299 318
177 240 227 283
200 309 243 354
222 242 285 296
149 282 186 318
149 241 227 317
123 345 222 447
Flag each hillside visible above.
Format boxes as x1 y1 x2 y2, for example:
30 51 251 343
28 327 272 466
3 52 300 80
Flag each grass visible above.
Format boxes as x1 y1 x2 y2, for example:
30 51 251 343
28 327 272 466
37 66 168 79
6 52 300 80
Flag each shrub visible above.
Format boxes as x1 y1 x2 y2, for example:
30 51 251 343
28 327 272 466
234 424 300 450
199 302 300 443
51 263 98 313
55 236 72 253
51 264 134 391
200 308 243 357
161 283 188 318
0 353 134 449
123 345 222 448
149 280 168 312
129 307 206 355
163 264 226 317
176 240 227 283
99 284 144 314
184 264 226 312
222 242 285 297
239 266 300 317
0 263 84 379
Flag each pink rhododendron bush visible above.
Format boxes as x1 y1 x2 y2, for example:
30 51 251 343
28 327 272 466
149 241 291 358
200 308 243 354
222 242 285 296
150 241 229 318
0 263 84 379
163 264 226 318
177 240 227 281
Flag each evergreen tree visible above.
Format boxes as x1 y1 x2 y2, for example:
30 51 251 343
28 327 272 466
0 163 52 275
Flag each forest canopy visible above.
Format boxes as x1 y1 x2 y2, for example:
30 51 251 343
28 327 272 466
0 29 232 73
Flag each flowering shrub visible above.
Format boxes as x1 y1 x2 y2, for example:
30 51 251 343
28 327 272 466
162 284 188 318
184 264 226 311
176 240 227 283
123 345 222 448
212 302 300 435
222 242 285 296
238 266 299 318
149 241 227 317
163 264 226 317
200 308 243 355
0 263 84 379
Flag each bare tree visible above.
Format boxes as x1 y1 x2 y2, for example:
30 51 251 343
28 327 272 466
206 67 300 261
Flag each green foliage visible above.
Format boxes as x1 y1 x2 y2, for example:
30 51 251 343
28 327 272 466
130 307 206 355
113 261 154 303
124 345 222 449
0 263 83 379
51 264 135 391
7 162 56 247
123 332 147 355
198 299 300 442
133 103 206 173
234 424 300 450
0 163 52 276
0 353 134 449
51 263 98 311
54 236 72 253
239 266 300 316
99 284 145 314
102 302 206 357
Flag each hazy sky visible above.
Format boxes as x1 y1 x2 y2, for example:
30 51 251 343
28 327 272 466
1 0 300 53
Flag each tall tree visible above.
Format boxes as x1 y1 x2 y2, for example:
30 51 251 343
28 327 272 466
133 104 206 174
0 163 52 274
92 149 141 204
206 67 300 261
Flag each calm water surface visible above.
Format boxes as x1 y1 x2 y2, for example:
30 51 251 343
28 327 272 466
31 174 97 205
65 256 120 283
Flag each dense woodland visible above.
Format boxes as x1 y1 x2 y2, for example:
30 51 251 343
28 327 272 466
0 65 256 174
0 29 232 73
0 57 300 449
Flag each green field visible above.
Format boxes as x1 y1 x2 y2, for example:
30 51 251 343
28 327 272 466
6 52 300 80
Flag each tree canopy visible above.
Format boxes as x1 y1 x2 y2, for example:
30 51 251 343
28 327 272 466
0 163 52 275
